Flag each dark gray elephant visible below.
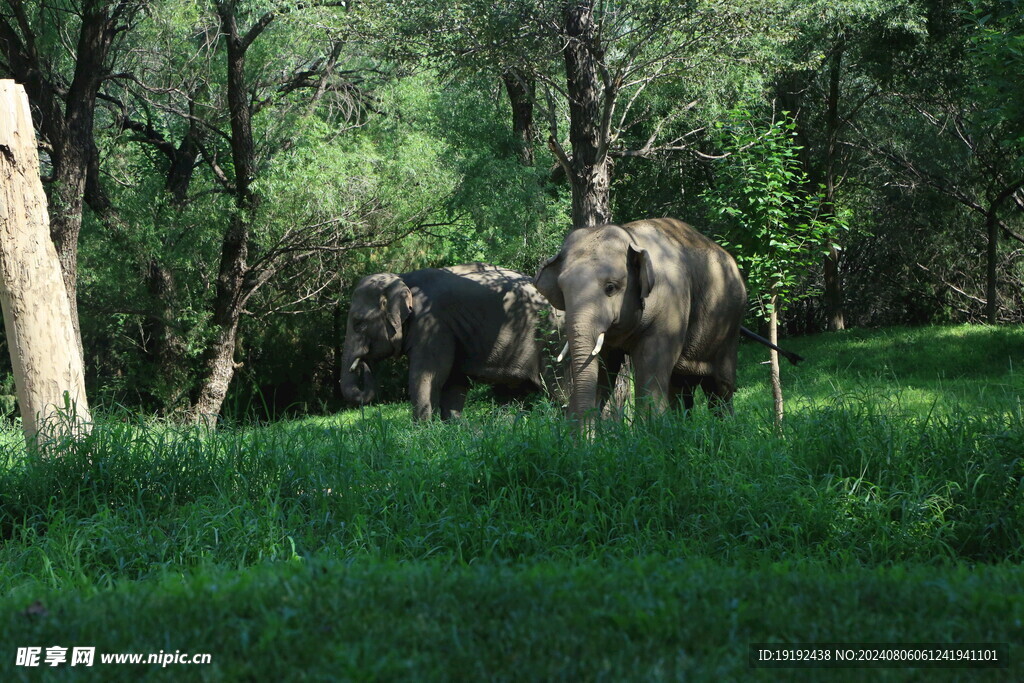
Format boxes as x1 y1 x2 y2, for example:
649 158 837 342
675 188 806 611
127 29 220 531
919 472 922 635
340 263 564 421
535 217 759 420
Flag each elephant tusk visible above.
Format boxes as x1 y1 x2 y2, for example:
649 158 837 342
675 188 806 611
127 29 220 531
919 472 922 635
556 342 569 363
591 332 605 357
349 358 362 373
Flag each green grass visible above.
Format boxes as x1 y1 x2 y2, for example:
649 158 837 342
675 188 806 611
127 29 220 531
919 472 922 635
738 324 1024 416
0 325 1022 680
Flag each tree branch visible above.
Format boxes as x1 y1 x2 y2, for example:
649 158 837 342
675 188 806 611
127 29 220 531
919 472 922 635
547 135 574 182
915 262 987 305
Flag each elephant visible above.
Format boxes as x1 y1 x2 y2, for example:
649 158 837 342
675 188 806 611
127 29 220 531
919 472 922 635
535 217 799 420
340 263 565 421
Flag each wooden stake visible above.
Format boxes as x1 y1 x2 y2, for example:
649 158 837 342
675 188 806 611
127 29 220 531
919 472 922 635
769 293 784 426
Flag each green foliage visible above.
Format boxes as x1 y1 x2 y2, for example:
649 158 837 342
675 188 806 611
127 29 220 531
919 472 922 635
423 75 567 271
255 105 459 253
969 0 1024 164
704 110 847 316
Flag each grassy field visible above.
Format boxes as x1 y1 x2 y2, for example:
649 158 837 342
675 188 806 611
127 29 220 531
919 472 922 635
0 325 1021 680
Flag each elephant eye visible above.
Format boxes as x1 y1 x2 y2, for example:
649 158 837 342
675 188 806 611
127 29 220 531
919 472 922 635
604 282 618 296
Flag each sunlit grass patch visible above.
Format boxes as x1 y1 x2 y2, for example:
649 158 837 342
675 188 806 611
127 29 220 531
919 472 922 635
737 324 1024 417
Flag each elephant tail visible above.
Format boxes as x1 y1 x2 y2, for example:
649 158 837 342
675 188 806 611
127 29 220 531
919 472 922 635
739 327 805 366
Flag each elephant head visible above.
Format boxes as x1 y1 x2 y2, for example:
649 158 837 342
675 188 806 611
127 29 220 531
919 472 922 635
339 273 414 405
535 225 654 419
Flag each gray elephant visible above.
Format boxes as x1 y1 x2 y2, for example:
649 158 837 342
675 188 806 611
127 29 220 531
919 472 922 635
340 263 565 421
535 217 799 420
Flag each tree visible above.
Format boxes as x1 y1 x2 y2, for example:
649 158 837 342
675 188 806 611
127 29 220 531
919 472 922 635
705 110 844 422
770 0 931 331
380 0 776 227
547 0 776 227
0 0 146 353
966 0 1024 323
851 0 1024 324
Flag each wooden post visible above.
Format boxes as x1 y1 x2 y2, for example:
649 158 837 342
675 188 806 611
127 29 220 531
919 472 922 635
768 293 784 426
0 80 91 444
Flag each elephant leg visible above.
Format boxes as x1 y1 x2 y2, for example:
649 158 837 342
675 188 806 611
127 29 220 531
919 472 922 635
670 374 699 413
408 346 455 421
705 348 738 418
700 377 735 417
630 336 679 416
440 377 469 421
598 349 626 420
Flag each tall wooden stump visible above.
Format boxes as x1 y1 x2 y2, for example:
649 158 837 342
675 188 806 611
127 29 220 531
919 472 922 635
0 80 91 444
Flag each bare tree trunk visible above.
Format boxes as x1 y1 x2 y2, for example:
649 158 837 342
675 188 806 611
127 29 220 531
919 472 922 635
188 3 258 424
769 294 783 426
986 210 998 324
822 42 845 331
502 69 536 166
48 147 88 354
823 245 844 330
562 0 612 228
609 356 632 419
777 46 847 332
0 81 91 444
188 210 250 423
190 301 242 423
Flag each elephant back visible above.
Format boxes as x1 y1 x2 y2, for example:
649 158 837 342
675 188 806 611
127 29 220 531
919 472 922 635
623 217 730 256
400 264 561 390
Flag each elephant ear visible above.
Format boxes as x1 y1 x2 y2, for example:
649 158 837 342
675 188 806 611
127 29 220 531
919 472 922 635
382 278 414 342
628 243 655 300
534 252 566 310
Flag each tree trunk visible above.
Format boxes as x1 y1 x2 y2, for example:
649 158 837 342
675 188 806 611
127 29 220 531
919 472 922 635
190 307 242 424
502 69 536 166
777 48 846 332
188 4 258 423
986 210 998 324
607 356 632 420
166 111 201 204
769 293 783 426
822 42 845 331
41 3 117 359
823 245 844 330
189 210 250 424
0 81 91 443
562 0 612 228
151 118 202 412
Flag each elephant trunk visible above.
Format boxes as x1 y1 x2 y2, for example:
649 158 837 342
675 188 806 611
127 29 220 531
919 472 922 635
566 315 602 421
340 352 377 405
